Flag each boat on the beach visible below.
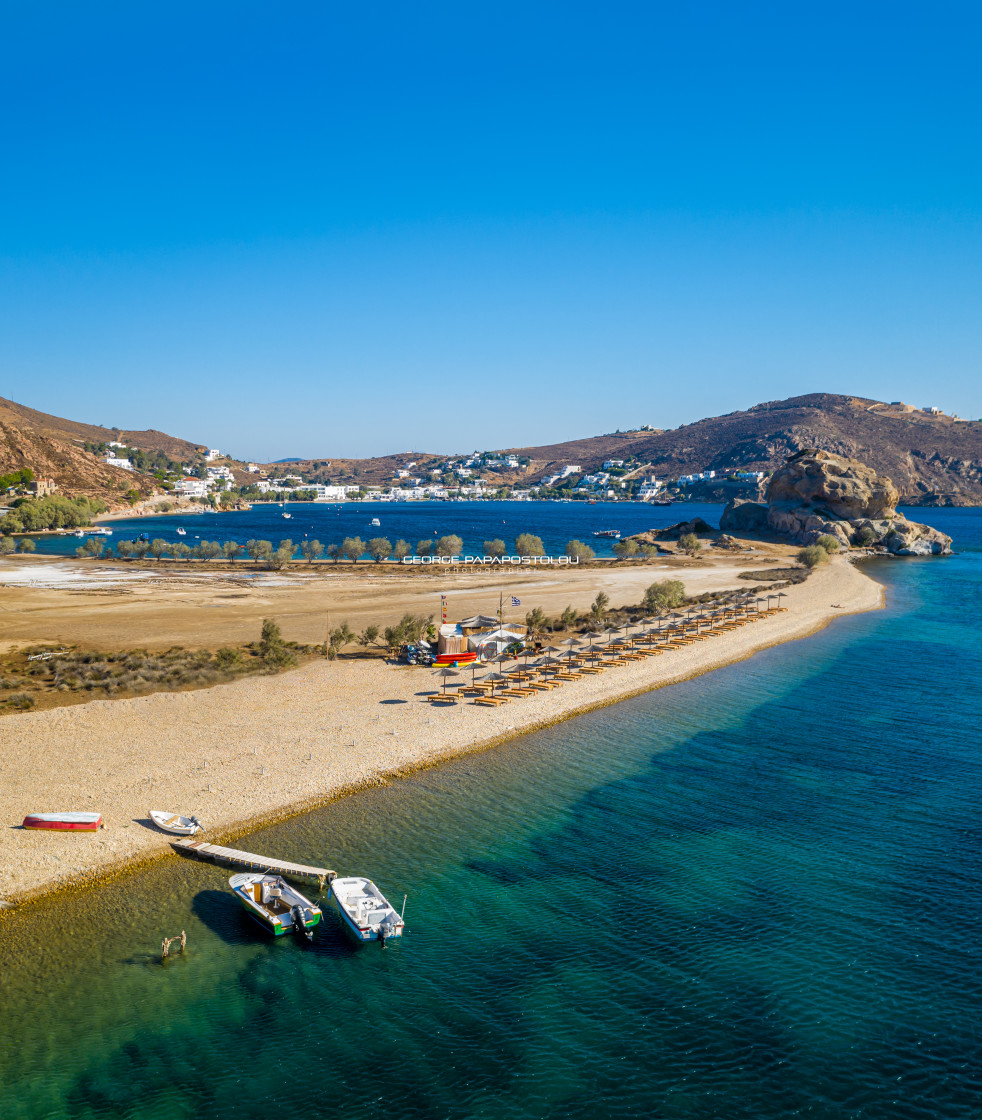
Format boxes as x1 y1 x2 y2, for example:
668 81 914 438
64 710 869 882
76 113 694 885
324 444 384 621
22 812 103 832
229 872 322 939
330 876 405 944
434 650 477 666
148 810 204 836
593 529 621 538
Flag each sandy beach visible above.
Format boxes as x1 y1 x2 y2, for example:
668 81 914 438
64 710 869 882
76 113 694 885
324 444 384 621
0 555 882 903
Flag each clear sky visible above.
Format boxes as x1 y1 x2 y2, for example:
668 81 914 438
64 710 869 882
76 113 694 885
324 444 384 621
2 2 980 460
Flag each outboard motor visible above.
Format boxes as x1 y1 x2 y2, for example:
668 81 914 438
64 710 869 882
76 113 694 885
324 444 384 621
189 815 203 833
291 905 313 940
377 923 387 949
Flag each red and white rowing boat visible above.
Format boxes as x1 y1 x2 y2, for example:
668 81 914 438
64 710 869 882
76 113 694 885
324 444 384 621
22 812 103 832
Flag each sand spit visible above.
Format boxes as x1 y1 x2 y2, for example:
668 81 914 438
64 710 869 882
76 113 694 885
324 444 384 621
0 558 882 903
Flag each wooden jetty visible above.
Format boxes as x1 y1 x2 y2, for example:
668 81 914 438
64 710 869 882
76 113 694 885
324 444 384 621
172 839 336 890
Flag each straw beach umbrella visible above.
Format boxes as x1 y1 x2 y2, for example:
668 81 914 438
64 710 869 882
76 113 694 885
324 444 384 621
481 671 509 697
433 667 460 695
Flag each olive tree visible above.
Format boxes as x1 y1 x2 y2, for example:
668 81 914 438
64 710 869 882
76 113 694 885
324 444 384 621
641 579 686 613
483 538 507 557
612 538 640 559
367 537 393 563
300 539 324 564
515 533 545 556
565 539 595 561
434 534 462 558
678 532 701 554
341 536 366 563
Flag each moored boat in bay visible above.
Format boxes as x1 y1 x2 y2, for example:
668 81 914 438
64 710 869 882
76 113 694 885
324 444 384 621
228 872 322 939
330 876 405 944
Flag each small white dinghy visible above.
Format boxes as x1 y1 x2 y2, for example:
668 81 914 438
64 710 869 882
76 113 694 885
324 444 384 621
330 876 405 945
148 810 204 836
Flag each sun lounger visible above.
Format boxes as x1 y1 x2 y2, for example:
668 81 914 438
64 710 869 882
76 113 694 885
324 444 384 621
473 695 508 706
428 693 459 703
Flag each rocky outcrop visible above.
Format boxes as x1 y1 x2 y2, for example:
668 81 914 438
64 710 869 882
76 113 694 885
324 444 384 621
718 449 952 555
854 516 953 556
766 449 899 518
719 499 768 532
650 517 716 540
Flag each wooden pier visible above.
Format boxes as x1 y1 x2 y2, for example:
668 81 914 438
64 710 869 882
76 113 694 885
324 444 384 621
172 839 336 890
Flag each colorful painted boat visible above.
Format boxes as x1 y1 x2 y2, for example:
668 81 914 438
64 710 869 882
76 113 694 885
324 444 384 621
228 872 322 939
22 812 103 832
330 876 405 944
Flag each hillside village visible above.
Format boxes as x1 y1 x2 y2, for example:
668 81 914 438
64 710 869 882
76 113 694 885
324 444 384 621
1 392 980 513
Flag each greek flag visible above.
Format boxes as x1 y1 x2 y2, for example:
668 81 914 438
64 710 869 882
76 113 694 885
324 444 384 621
511 596 521 606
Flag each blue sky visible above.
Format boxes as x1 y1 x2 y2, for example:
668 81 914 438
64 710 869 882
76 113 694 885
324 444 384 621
2 2 980 459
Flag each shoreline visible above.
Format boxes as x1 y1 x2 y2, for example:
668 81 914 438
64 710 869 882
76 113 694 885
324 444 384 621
0 555 884 908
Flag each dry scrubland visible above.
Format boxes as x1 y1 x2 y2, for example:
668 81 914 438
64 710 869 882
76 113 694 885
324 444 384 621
0 547 882 904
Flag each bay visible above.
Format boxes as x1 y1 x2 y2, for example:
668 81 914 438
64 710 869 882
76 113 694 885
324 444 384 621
29 500 724 558
1 508 980 1119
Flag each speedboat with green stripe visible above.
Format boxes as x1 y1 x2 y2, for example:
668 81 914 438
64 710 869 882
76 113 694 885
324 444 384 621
228 873 322 939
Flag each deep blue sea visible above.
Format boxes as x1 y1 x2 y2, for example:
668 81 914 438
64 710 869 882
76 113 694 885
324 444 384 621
2 507 980 1120
31 500 723 558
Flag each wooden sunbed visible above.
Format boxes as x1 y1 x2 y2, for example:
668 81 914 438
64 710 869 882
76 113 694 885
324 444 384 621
427 693 459 703
553 671 582 681
473 695 508 706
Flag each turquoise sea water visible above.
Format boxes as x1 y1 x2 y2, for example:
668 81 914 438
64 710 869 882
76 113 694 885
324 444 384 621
2 509 980 1119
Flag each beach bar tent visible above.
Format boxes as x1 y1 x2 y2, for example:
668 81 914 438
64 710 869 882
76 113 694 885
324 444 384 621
437 624 465 656
459 615 502 636
468 628 525 658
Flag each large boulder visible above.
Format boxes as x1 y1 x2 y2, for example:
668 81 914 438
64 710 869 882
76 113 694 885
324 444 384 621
766 449 899 519
764 450 951 555
719 499 768 532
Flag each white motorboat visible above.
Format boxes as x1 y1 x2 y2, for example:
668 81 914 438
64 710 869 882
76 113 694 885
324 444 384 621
282 512 292 519
91 527 113 536
370 517 381 526
329 876 405 944
148 810 204 836
176 527 187 536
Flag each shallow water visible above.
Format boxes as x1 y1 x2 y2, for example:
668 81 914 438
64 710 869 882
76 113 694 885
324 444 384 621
2 509 980 1119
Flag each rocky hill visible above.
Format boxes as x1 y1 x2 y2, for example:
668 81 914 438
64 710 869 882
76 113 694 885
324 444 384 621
0 397 203 503
509 394 982 505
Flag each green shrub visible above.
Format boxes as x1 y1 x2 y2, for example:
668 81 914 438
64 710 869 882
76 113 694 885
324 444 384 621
796 545 829 569
815 534 841 553
678 532 701 554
